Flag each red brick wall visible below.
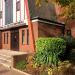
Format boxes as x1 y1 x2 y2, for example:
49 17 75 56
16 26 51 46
66 20 75 38
2 31 11 50
32 21 38 41
38 22 62 37
19 27 31 52
0 31 2 49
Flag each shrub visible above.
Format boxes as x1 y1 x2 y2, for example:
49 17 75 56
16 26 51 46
34 38 66 67
64 35 75 59
72 38 75 49
15 60 27 71
65 35 73 50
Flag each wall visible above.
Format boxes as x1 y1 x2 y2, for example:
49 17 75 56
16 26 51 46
2 31 11 50
38 22 62 37
0 31 2 49
19 22 39 53
66 20 75 38
19 27 31 52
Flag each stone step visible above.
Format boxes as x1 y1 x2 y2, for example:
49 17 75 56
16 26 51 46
0 54 12 61
0 54 13 67
0 58 12 67
0 50 28 67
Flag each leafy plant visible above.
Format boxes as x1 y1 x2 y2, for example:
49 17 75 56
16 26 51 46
15 60 27 71
34 38 66 67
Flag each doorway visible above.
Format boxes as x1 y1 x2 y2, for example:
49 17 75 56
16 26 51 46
11 29 19 51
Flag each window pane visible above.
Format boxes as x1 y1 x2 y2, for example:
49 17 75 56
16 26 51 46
7 33 8 44
27 29 29 45
16 1 20 11
22 30 25 44
4 33 5 44
0 0 2 11
0 11 2 19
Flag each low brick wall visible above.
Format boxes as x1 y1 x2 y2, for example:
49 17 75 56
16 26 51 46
0 31 2 49
13 54 28 67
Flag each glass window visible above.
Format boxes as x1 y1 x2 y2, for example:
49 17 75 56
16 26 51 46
6 33 8 44
27 29 29 45
4 33 5 44
22 30 25 44
4 32 8 44
0 11 2 19
16 1 20 11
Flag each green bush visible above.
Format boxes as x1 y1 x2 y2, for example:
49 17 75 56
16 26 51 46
34 38 66 67
15 60 27 70
72 39 75 49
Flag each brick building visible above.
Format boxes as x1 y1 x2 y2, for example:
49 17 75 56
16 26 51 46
0 0 64 53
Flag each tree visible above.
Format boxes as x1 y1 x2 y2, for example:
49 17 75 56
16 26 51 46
36 0 75 22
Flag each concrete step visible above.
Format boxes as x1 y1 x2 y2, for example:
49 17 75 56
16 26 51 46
0 59 12 67
0 54 12 62
0 50 28 68
0 54 13 67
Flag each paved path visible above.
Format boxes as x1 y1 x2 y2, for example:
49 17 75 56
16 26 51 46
0 64 29 75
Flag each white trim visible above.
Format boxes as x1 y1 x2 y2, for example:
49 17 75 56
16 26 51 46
32 19 64 27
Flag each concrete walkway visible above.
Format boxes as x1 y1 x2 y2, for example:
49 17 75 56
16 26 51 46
0 64 29 75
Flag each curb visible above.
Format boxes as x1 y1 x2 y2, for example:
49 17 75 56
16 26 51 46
1 63 31 75
12 68 31 75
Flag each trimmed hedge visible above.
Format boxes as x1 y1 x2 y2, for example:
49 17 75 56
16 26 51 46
35 38 66 67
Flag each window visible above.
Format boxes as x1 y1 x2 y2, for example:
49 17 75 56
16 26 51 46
22 29 29 45
0 11 2 19
4 32 8 44
16 1 20 11
27 29 29 45
6 33 8 44
4 33 5 44
22 30 25 44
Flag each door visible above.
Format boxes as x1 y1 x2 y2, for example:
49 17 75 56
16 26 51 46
11 29 19 51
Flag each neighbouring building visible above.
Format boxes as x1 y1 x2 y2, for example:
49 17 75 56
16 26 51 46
0 0 64 53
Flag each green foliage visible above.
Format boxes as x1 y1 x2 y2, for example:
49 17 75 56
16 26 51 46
53 0 75 20
34 38 66 67
15 60 27 70
72 39 75 49
55 0 73 6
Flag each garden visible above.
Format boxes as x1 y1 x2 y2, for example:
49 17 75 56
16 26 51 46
15 37 75 75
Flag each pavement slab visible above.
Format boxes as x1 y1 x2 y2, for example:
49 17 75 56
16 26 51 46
0 64 27 75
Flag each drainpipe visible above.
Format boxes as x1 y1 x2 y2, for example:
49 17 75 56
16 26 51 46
24 0 35 52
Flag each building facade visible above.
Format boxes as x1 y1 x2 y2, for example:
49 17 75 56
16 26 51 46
0 0 64 53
